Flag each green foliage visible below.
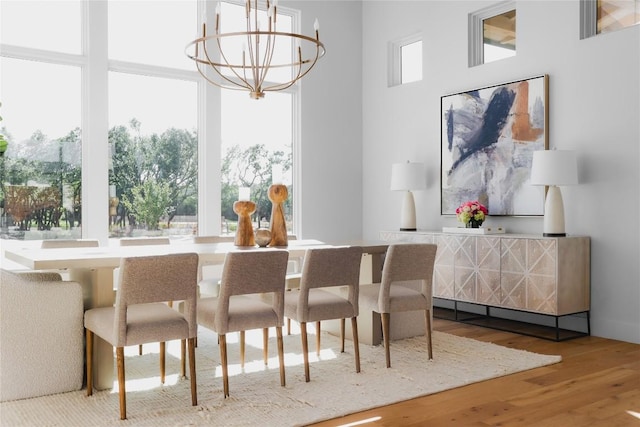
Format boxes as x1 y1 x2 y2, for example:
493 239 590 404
121 179 172 230
108 121 198 228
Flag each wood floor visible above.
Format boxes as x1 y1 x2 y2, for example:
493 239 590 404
308 318 640 427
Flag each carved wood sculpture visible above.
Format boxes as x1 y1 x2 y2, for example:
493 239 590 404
268 184 288 247
233 200 256 247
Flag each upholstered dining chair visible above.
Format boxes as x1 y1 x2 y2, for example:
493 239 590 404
197 249 289 398
284 246 363 382
192 235 235 298
118 236 171 246
358 243 437 368
118 237 171 355
41 239 100 249
84 253 199 420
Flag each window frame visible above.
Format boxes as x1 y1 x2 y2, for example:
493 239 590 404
468 1 516 67
388 32 423 87
580 0 639 39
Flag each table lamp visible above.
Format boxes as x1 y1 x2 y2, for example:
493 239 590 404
529 150 578 237
390 161 426 231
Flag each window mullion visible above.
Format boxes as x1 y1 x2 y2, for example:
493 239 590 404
82 0 109 243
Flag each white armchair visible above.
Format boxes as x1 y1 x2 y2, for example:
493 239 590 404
0 269 84 401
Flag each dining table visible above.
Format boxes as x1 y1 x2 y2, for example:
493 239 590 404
4 238 389 390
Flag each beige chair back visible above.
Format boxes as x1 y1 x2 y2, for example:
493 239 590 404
377 243 437 313
296 246 362 321
215 250 289 334
114 253 199 346
41 239 99 249
118 237 170 246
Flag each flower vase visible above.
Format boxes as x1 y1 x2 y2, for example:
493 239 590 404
466 219 482 229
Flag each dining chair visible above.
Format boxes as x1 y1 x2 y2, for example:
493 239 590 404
118 237 170 246
41 239 100 249
118 236 171 355
358 243 437 368
197 249 289 398
84 253 199 420
284 246 363 382
192 235 235 298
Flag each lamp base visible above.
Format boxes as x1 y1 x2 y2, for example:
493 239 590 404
543 186 566 237
399 191 417 231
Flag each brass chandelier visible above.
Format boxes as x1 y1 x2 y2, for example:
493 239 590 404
185 0 326 99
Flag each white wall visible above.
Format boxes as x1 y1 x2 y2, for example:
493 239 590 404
360 1 640 343
289 1 364 244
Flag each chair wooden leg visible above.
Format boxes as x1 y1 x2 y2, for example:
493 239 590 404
219 334 229 398
301 322 310 382
315 321 321 356
116 347 127 420
180 339 186 378
381 312 391 368
425 309 433 360
263 328 269 365
351 317 361 373
287 318 291 335
276 326 286 387
340 318 346 353
188 337 197 406
86 329 93 396
138 344 143 355
160 341 166 384
240 331 245 368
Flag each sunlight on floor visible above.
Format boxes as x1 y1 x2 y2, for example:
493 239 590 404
337 416 382 426
114 374 182 393
627 410 640 419
117 327 339 390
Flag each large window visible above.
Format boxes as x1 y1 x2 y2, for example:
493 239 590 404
221 91 293 234
108 73 198 237
219 1 296 236
0 0 299 243
0 1 82 240
107 0 198 239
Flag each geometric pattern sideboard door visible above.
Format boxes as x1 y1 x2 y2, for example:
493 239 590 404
454 235 476 302
434 234 456 299
500 238 557 314
525 239 557 314
500 238 529 311
474 236 501 306
453 236 501 305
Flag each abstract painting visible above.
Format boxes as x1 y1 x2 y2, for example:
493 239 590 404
441 75 548 216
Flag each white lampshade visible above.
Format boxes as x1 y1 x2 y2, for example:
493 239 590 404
530 150 578 186
390 161 426 231
530 150 578 237
390 162 426 191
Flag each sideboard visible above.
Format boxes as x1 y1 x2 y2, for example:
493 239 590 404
379 230 591 340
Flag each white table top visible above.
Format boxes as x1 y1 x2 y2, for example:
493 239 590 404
3 239 331 271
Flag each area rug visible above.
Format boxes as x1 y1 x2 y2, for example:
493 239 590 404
0 327 561 427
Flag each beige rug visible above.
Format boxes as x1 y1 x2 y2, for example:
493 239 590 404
0 326 561 426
